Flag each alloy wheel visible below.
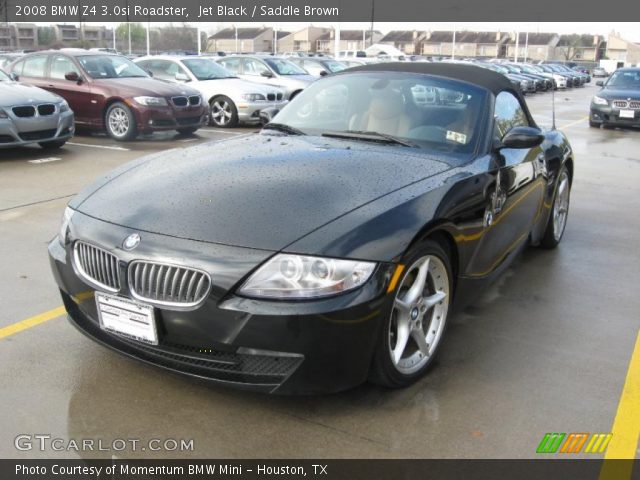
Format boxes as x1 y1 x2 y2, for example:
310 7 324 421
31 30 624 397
389 255 450 375
211 100 232 126
108 107 130 138
553 170 570 241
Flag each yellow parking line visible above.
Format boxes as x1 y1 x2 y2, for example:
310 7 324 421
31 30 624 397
0 306 66 340
599 330 640 480
559 115 589 130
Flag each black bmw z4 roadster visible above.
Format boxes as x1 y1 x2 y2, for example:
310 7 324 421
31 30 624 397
49 63 573 394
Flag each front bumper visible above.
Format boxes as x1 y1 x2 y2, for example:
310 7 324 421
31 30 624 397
48 212 394 394
237 100 288 124
131 101 208 132
0 110 74 148
590 104 640 128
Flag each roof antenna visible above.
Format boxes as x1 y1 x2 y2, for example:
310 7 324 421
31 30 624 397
551 80 557 130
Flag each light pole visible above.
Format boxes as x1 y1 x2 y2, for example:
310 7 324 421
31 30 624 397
452 26 456 60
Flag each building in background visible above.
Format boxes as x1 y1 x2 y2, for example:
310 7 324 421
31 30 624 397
422 31 509 58
553 34 606 62
0 23 38 50
606 33 640 66
316 29 382 54
379 30 423 54
278 26 330 54
506 33 559 61
207 27 273 53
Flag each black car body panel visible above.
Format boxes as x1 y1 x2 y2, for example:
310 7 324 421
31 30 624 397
50 63 574 393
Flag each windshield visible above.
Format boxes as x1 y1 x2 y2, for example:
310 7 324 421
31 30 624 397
77 55 148 79
0 69 9 81
182 59 236 80
323 60 347 73
264 58 307 75
270 72 488 155
606 70 640 89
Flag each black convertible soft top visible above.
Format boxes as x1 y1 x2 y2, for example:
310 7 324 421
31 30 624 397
344 62 515 96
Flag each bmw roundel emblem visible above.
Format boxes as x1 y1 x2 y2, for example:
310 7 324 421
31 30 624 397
123 233 141 251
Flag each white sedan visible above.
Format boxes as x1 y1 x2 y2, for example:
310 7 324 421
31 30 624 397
135 56 287 127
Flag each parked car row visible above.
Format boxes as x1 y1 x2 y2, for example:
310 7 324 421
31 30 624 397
475 61 589 94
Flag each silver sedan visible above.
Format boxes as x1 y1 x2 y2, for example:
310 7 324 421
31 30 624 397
0 70 74 149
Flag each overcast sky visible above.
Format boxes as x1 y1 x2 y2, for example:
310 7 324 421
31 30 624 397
74 22 640 42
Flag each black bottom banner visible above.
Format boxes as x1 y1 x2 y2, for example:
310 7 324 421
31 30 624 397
2 459 639 480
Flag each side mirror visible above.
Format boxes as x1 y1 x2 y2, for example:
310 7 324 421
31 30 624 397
319 70 328 76
175 72 190 82
9 72 19 81
260 70 274 78
65 71 81 82
595 80 604 86
259 107 280 126
500 126 544 149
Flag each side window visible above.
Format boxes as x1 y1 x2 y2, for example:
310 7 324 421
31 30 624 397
243 58 269 76
218 58 240 73
50 56 79 80
22 56 47 78
494 91 529 138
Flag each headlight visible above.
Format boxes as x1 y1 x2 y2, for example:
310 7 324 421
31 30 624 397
133 96 168 107
59 206 74 246
59 100 70 113
239 253 377 299
592 96 608 106
241 93 266 102
0 108 7 119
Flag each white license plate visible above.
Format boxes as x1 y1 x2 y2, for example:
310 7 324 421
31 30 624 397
96 293 158 345
620 109 635 119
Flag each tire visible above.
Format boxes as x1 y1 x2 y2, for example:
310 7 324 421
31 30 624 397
176 127 199 136
209 96 238 128
589 120 600 128
105 102 137 141
540 165 571 249
369 239 453 388
39 139 66 149
289 90 302 100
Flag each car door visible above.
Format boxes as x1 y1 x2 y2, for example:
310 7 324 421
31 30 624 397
46 54 94 125
468 91 546 277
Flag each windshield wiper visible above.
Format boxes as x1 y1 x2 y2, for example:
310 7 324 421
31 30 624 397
321 130 417 148
262 123 305 136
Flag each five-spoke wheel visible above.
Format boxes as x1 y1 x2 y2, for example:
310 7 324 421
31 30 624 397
209 96 239 128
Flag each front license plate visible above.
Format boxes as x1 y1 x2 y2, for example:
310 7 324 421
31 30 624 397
96 293 158 345
620 109 635 119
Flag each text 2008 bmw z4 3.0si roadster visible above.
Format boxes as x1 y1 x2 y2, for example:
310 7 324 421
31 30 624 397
49 63 573 394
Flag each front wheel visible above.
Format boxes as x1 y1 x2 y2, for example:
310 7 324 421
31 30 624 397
105 102 137 141
369 240 452 388
209 96 238 128
540 166 571 248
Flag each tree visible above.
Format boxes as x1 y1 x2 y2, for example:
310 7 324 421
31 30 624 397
115 23 146 53
37 27 56 47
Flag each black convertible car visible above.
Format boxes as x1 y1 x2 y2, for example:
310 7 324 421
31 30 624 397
49 63 573 394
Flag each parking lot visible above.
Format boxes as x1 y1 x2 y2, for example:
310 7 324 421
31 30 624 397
1 83 639 459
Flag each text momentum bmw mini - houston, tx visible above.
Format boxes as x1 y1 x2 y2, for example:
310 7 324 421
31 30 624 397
49 63 573 394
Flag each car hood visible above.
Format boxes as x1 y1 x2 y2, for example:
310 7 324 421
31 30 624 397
0 81 61 107
599 88 640 99
91 77 199 97
73 134 452 251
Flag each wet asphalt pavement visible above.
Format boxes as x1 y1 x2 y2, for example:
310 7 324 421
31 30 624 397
1 85 639 459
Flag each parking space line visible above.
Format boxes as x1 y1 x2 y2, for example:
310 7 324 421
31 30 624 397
28 157 61 164
599 330 640 480
67 142 130 151
0 306 65 340
559 115 590 131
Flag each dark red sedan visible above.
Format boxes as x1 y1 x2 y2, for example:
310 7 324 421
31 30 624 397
7 51 207 141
